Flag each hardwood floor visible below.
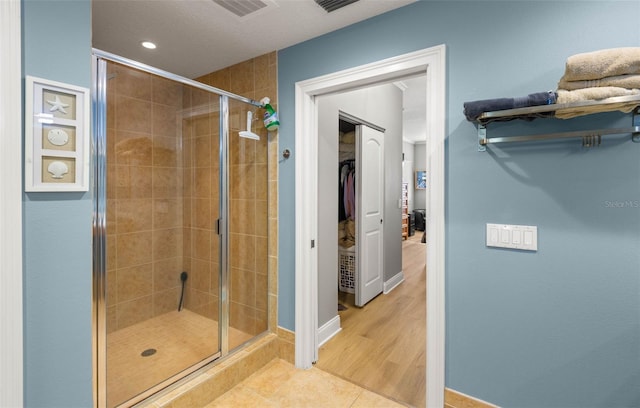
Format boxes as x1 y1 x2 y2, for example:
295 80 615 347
316 233 427 408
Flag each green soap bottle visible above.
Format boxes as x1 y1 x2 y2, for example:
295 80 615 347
261 97 279 131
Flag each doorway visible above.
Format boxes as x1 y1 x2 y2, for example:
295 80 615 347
294 45 446 407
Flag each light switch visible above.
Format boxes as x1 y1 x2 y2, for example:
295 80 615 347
500 229 510 243
524 231 533 246
486 223 537 251
512 230 522 244
489 228 498 244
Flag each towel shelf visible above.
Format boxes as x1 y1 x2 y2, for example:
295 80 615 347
473 94 640 151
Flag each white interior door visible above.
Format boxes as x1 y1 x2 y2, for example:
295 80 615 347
356 125 384 306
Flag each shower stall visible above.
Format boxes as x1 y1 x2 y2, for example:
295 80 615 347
92 51 271 407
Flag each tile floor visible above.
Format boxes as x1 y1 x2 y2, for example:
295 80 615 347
204 359 408 408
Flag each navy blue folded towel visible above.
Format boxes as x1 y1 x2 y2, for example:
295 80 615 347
464 91 557 122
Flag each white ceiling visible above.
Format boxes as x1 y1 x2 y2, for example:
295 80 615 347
92 0 416 79
92 0 425 141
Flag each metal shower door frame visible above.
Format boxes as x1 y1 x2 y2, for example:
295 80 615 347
91 50 262 408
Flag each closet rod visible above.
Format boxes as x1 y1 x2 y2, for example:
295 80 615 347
480 126 640 146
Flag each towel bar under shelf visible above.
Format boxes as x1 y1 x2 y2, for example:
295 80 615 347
476 103 640 151
479 126 640 147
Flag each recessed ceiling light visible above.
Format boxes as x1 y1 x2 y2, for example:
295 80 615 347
141 41 156 50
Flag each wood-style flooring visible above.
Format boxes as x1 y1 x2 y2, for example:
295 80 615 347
316 233 427 408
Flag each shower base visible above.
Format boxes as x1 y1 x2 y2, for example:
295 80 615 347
106 309 252 407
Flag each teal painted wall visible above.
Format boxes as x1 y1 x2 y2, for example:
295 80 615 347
278 1 640 406
22 0 93 406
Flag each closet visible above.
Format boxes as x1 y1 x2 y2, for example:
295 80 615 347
338 120 357 298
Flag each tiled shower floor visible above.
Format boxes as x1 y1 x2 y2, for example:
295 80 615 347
107 310 252 407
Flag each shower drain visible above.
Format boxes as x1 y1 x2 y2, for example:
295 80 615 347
141 348 157 357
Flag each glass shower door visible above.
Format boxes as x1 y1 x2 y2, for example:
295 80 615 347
99 60 222 408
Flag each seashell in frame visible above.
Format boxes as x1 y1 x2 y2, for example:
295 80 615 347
47 161 69 179
47 128 69 146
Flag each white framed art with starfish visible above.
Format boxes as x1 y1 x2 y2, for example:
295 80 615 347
25 75 90 192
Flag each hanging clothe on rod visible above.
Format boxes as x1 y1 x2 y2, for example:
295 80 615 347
339 159 355 222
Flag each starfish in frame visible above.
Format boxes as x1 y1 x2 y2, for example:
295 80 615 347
46 95 69 114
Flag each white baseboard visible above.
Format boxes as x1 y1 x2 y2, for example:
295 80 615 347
384 270 404 294
317 315 341 347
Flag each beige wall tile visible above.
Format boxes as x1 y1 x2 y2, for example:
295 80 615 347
190 258 212 292
229 233 255 271
210 233 220 263
255 201 268 239
107 268 117 306
255 272 268 312
182 135 193 168
229 164 255 200
116 295 153 329
255 135 268 165
194 136 212 168
192 228 211 261
228 61 254 95
193 198 211 229
210 261 220 294
182 227 192 257
106 305 117 334
116 231 152 268
153 256 183 292
152 167 182 199
255 237 268 276
193 169 212 199
115 130 152 166
255 164 268 200
116 165 152 199
268 218 277 258
152 75 182 107
153 228 183 261
230 301 256 336
268 181 277 218
117 198 152 234
117 263 153 302
153 287 182 316
229 199 256 235
153 198 183 230
153 136 181 167
230 267 255 307
115 63 152 100
116 95 152 134
268 257 278 296
105 198 118 235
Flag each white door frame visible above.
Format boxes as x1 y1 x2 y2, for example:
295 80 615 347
0 0 24 406
294 45 446 407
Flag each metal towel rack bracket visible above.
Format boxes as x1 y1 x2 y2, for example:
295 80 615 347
474 95 640 151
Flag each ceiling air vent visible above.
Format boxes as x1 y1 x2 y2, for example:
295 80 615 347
314 0 360 13
212 0 270 17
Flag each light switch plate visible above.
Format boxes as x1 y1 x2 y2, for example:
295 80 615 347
486 223 537 251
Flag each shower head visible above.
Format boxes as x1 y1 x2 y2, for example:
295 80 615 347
239 110 260 140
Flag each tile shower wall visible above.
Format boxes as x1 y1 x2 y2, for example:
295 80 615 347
106 62 185 332
180 87 221 321
194 52 279 338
